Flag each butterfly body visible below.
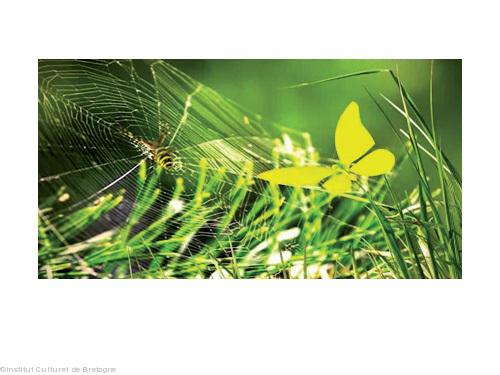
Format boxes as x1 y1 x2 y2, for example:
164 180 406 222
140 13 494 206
257 102 395 195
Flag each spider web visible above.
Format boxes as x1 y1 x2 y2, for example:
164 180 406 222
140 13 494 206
38 60 292 274
39 59 278 204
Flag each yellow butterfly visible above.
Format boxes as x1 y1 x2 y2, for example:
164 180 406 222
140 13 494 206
257 101 395 195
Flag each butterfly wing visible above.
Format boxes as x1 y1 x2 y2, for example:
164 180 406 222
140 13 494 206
257 167 334 188
335 101 375 166
322 169 352 195
350 149 395 176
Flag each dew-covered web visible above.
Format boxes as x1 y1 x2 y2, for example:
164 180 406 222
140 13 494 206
39 60 275 201
38 60 365 278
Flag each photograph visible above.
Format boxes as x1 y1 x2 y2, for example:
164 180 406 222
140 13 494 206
38 59 462 279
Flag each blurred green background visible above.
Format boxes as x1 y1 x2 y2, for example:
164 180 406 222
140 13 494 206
169 60 461 180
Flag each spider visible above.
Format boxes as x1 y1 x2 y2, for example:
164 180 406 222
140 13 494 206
135 133 176 170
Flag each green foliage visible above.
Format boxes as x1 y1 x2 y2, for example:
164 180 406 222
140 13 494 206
38 60 461 279
38 137 461 279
